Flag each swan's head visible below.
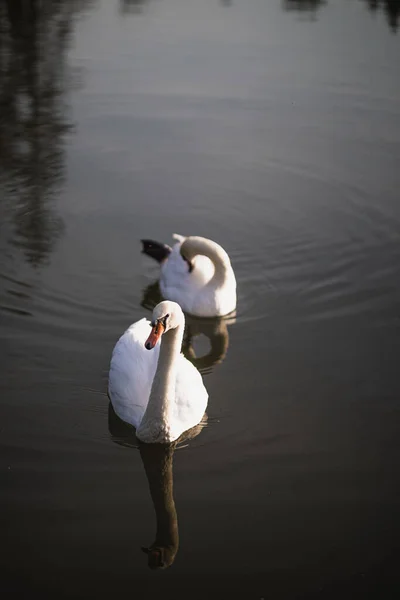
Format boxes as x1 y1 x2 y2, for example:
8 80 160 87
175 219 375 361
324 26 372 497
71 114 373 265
145 301 184 350
180 236 229 273
179 236 201 272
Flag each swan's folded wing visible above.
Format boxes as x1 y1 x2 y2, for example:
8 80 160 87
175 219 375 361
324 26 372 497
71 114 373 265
108 319 159 428
161 241 190 281
173 355 208 432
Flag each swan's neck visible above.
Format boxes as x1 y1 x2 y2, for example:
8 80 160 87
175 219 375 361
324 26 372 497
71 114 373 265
137 325 183 443
194 239 232 288
140 444 178 558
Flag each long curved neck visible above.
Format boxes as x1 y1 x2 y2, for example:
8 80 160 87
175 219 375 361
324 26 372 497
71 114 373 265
191 238 232 288
140 443 178 563
137 324 184 443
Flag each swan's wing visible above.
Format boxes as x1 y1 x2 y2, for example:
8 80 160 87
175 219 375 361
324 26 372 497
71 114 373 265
173 355 209 432
108 318 160 428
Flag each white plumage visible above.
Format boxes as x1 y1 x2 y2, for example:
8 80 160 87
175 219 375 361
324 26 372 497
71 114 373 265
148 234 237 318
108 301 208 443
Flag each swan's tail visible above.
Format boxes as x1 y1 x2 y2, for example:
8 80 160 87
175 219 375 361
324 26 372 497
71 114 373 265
172 233 186 244
141 239 172 263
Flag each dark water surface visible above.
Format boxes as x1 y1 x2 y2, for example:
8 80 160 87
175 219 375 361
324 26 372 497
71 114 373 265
1 1 400 598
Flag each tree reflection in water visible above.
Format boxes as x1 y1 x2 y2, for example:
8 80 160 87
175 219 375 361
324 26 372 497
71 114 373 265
0 0 94 267
363 0 400 33
283 0 399 31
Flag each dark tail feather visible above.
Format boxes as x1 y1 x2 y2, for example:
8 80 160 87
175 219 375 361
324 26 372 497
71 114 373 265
141 239 172 264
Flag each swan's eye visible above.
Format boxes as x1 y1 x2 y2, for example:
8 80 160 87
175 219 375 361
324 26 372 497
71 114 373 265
162 314 169 328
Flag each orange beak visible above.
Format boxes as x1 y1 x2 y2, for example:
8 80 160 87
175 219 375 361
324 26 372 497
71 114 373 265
145 322 165 350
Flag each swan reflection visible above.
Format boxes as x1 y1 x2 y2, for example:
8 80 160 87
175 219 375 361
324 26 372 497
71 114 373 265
140 280 235 374
108 402 207 569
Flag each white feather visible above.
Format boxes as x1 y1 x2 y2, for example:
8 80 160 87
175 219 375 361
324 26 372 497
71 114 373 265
157 234 236 317
108 314 208 441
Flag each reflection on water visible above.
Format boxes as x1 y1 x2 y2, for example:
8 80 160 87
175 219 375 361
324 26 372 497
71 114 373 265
0 0 396 271
119 0 148 15
119 0 234 10
140 442 179 570
282 0 326 17
140 280 164 312
283 0 400 31
182 316 234 374
108 403 207 569
283 0 325 11
1 0 399 596
363 0 400 32
141 280 234 374
0 0 91 267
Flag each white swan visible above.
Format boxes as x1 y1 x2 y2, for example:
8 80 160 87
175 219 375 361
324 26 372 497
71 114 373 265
108 301 208 443
141 234 237 317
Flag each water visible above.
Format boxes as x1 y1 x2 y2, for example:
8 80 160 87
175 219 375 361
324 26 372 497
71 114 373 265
1 0 399 598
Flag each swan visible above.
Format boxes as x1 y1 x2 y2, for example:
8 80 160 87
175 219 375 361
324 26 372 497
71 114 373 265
141 234 237 317
108 300 208 443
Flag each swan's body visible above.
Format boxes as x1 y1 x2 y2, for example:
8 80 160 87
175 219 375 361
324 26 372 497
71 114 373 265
108 301 208 443
141 234 236 317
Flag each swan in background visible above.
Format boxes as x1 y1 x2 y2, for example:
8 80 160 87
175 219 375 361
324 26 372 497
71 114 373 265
108 301 208 443
141 234 237 317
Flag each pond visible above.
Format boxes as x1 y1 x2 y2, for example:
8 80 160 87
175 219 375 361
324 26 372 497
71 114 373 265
0 0 399 598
